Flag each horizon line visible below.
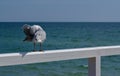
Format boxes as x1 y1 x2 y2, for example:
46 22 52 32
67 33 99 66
0 21 120 23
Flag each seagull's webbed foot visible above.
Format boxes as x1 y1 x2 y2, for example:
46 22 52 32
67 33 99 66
39 50 44 52
33 50 37 52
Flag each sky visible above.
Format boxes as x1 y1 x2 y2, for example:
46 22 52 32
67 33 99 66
0 0 120 22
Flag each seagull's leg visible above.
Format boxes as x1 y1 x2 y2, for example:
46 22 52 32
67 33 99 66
33 42 36 52
39 43 43 51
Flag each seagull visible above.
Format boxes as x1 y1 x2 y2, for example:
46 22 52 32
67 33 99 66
22 24 46 51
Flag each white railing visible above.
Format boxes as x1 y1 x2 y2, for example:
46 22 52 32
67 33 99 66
0 45 120 76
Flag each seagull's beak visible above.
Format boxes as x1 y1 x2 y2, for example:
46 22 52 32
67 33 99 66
23 39 25 42
23 38 27 42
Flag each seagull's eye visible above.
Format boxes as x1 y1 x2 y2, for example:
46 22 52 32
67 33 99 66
27 27 30 29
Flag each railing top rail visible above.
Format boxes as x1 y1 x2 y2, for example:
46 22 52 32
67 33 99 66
0 45 120 66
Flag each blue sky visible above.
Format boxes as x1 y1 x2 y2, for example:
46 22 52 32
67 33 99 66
0 0 120 22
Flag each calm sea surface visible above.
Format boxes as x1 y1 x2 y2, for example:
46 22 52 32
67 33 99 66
0 22 120 76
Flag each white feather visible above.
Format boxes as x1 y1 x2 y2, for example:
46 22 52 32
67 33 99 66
30 25 46 43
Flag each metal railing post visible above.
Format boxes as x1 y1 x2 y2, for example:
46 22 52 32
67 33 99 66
88 56 101 76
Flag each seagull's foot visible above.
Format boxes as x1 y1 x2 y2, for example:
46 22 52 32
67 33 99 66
39 50 44 52
33 50 37 52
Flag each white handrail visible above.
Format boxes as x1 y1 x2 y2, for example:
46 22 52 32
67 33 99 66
0 45 120 76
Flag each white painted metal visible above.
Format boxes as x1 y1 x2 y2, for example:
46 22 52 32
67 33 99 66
0 45 120 76
0 45 120 66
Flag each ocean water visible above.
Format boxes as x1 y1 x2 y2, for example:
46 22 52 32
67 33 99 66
0 22 120 76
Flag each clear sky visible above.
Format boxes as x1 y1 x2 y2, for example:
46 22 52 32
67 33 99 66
0 0 120 22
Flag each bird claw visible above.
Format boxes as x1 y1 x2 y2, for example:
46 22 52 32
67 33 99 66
39 50 44 52
32 50 43 52
33 50 37 52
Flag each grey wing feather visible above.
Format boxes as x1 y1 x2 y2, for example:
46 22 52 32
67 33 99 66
35 30 46 42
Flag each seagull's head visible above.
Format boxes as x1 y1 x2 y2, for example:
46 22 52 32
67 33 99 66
22 24 31 30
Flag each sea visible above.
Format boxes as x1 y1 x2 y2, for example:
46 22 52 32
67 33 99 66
0 22 120 76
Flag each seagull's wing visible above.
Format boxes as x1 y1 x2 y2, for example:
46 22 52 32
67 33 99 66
34 30 46 43
30 25 42 35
